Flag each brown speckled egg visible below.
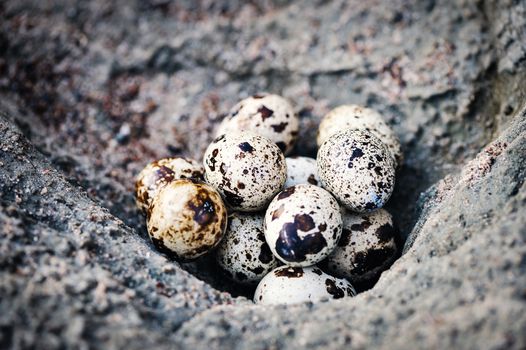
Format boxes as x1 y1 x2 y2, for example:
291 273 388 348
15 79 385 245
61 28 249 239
264 184 342 267
284 156 320 188
317 129 395 212
317 105 403 168
323 209 398 285
215 212 279 284
203 132 287 212
135 157 204 214
147 179 227 260
216 94 299 154
253 266 356 305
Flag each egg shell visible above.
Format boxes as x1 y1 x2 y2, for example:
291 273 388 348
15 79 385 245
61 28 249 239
264 184 342 266
215 212 279 284
323 209 398 285
203 131 287 212
216 94 299 154
317 104 402 168
317 129 395 212
284 156 320 188
254 266 356 305
135 157 204 214
147 179 227 260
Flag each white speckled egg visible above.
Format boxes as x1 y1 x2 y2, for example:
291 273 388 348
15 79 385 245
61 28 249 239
203 132 287 212
322 209 398 286
215 212 279 284
147 179 227 260
317 105 402 168
284 156 320 188
264 184 342 266
216 94 299 154
253 266 356 305
135 157 204 214
317 129 395 212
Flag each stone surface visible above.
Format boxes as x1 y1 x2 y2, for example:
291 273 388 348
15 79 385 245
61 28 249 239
0 0 525 349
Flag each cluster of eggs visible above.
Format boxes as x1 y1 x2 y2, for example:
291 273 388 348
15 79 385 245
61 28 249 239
135 93 401 305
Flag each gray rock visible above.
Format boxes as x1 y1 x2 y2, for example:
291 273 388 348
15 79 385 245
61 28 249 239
0 0 525 349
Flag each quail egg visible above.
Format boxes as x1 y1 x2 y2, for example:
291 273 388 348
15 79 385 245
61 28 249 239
322 209 398 286
135 157 204 214
203 131 287 212
216 94 299 154
317 105 402 168
284 156 320 188
317 129 395 212
254 266 356 305
147 179 227 260
215 212 280 284
264 184 342 266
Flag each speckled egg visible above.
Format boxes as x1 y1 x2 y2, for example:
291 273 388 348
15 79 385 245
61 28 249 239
254 266 356 305
216 94 299 154
203 132 287 212
317 105 403 168
135 157 204 214
284 156 320 188
323 209 398 285
264 184 342 266
317 129 395 212
215 212 280 284
147 179 227 260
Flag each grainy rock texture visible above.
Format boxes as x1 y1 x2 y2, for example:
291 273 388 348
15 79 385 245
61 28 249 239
0 0 525 349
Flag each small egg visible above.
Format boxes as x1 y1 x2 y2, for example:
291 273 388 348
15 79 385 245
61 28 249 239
317 129 395 212
322 209 398 286
203 131 287 212
216 94 299 154
147 179 227 260
317 105 402 168
253 266 356 305
215 212 279 284
135 157 204 214
264 184 342 266
284 156 320 188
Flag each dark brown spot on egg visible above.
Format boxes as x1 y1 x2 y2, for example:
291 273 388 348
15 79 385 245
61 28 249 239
187 188 216 227
325 279 345 299
274 266 304 278
258 105 274 120
209 149 219 171
318 223 327 232
307 174 318 185
258 243 274 264
347 148 364 168
253 94 266 99
237 181 245 189
351 247 396 275
239 142 255 153
275 214 327 262
376 223 395 243
223 189 244 207
249 266 265 275
271 122 288 133
278 186 295 200
271 204 285 221
338 228 352 247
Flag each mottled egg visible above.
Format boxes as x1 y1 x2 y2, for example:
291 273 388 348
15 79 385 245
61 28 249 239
203 132 287 212
147 179 227 260
323 209 398 286
216 94 299 154
264 184 342 266
135 157 204 214
215 212 279 284
284 156 320 188
254 266 356 305
317 129 395 212
317 105 403 168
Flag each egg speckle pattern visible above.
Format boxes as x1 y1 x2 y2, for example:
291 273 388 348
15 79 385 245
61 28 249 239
317 104 402 168
264 184 342 266
135 157 204 214
284 156 320 188
147 179 227 260
215 212 279 284
317 129 395 212
203 132 287 212
216 94 299 154
254 266 356 305
323 209 398 285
